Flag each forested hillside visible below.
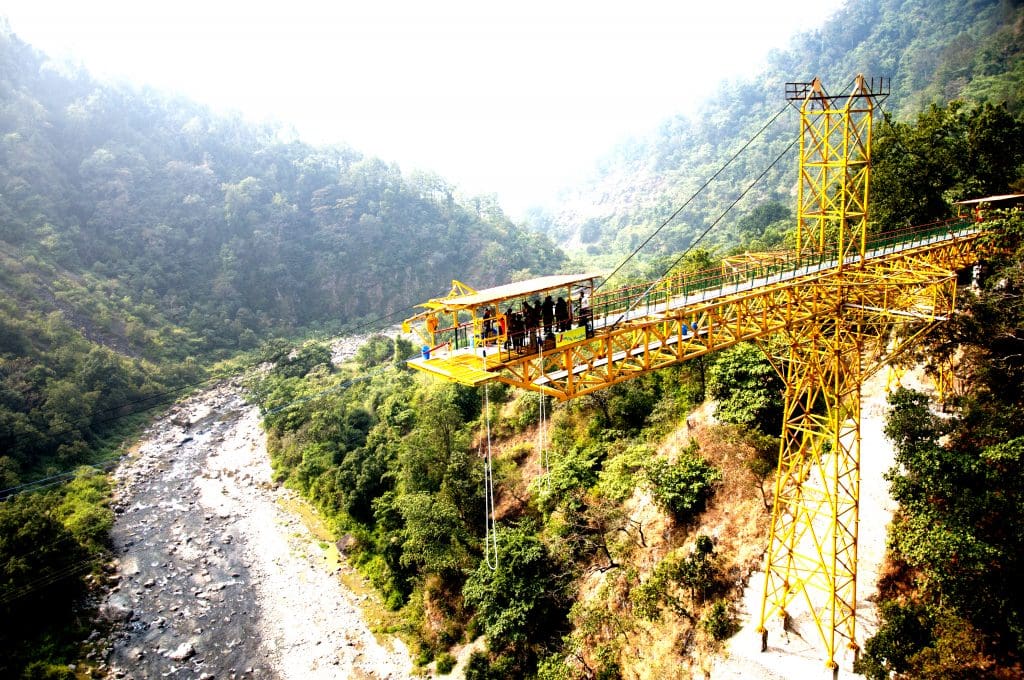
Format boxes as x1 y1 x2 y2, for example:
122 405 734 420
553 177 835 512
242 2 1024 676
247 129 1024 680
534 0 1024 262
0 25 563 484
0 24 562 676
2 0 1024 676
854 212 1024 678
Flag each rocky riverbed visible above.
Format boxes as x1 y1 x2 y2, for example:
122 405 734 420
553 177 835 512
99 377 411 679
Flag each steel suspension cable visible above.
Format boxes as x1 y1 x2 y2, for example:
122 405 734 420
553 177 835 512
482 381 498 571
595 102 791 292
537 343 549 492
611 134 800 326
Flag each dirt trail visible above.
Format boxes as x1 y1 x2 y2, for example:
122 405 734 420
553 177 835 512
100 378 411 679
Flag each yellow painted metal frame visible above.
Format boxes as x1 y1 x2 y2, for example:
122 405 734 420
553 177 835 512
403 74 994 670
759 75 882 670
795 77 875 266
402 279 478 348
491 237 975 401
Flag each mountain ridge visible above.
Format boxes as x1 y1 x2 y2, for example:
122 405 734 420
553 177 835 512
534 0 1023 261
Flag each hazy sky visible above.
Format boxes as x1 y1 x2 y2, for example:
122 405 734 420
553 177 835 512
3 1 843 216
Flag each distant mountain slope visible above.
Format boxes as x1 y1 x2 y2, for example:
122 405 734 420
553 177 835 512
0 27 564 362
0 25 565 486
535 0 1024 260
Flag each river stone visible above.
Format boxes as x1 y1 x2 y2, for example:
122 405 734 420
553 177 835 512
167 641 195 660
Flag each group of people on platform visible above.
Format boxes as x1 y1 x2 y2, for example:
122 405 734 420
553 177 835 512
478 291 591 353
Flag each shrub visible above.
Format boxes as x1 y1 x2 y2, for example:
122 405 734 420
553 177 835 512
414 646 434 666
707 343 783 433
644 445 721 522
21 661 75 680
462 524 569 655
271 342 332 378
355 334 395 368
702 600 736 641
436 652 456 674
596 444 649 502
853 601 933 679
511 390 540 430
464 651 491 680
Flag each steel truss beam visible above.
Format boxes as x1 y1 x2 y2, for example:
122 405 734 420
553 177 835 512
493 240 973 402
408 74 993 671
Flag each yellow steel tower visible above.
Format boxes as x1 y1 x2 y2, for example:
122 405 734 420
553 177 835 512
404 74 987 672
757 75 897 671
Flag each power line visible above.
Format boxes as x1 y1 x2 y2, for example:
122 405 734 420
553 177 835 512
0 555 106 605
1 343 425 599
0 350 424 600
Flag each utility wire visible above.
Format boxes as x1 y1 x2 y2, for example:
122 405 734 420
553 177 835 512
0 88 813 493
0 555 106 604
1 345 429 601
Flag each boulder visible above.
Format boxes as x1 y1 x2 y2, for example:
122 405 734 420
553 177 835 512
167 641 195 661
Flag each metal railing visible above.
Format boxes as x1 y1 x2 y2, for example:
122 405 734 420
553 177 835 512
589 218 976 324
428 217 978 365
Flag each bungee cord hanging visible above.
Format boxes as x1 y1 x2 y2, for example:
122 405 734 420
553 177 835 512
482 369 499 571
537 342 550 493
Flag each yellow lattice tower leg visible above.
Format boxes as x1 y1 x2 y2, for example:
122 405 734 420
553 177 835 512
885 363 905 393
757 75 887 670
758 321 863 671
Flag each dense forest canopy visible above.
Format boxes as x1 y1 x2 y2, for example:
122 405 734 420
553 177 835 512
0 26 563 351
0 25 564 486
0 23 563 674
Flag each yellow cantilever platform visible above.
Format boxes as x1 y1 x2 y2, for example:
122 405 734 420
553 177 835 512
410 353 496 386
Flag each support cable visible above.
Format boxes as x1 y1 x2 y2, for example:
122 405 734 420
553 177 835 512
595 102 791 292
482 381 499 571
598 75 859 299
610 135 800 327
537 342 549 492
877 102 927 163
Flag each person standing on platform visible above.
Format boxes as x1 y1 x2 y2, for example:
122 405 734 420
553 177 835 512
555 296 569 332
542 295 554 336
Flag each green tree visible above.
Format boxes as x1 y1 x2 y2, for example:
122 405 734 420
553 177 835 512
397 492 472 577
0 491 93 677
643 444 721 522
463 524 570 660
706 343 783 434
871 102 1024 228
855 601 933 679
